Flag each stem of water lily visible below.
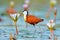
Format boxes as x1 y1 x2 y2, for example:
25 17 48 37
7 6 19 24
10 33 13 40
46 7 52 18
50 29 54 40
14 21 18 35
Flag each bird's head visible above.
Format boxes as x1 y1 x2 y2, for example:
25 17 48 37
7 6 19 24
20 11 28 17
20 11 28 21
23 11 28 16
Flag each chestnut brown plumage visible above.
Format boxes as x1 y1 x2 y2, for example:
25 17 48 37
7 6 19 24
26 15 43 25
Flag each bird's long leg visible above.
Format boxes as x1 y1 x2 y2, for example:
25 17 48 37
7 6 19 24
33 25 36 37
39 26 43 38
26 22 28 28
14 21 18 35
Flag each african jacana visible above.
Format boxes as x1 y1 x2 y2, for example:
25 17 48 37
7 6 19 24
23 3 30 28
46 0 57 18
22 11 44 33
47 20 55 39
7 1 19 35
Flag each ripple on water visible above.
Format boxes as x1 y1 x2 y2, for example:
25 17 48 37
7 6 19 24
0 24 60 40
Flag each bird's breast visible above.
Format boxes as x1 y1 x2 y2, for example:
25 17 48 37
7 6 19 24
24 15 26 21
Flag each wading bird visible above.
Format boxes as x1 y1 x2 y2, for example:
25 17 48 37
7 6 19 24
22 11 44 33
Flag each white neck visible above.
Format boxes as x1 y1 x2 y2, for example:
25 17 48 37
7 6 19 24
23 11 27 21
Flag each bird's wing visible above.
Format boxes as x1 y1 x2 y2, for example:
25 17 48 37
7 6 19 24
26 15 41 24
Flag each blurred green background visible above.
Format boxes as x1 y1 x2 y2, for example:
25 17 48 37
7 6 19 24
0 0 60 14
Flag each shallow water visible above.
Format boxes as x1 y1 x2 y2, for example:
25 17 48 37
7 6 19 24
0 15 60 40
0 25 60 40
0 1 60 40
